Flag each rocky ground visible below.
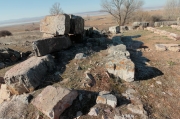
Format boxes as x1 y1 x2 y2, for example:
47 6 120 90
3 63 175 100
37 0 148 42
0 15 180 119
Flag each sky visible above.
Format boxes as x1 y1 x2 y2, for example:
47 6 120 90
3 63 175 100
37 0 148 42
0 0 166 21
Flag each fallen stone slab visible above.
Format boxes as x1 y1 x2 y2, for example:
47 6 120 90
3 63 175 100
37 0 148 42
155 44 180 52
4 55 55 94
0 94 30 119
33 36 72 57
32 86 78 119
109 26 120 34
40 14 70 36
70 15 84 34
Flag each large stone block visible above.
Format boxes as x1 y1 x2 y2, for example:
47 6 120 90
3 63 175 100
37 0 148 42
33 36 72 57
32 86 78 119
4 55 55 94
40 14 70 35
70 15 84 34
109 26 120 34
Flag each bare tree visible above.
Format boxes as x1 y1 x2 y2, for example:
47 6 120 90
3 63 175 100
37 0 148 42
101 0 144 26
164 0 180 20
50 2 64 15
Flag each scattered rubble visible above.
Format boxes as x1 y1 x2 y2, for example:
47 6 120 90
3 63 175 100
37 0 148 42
32 86 78 119
88 107 99 116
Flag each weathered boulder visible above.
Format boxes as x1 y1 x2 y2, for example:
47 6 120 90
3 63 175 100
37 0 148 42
40 14 70 36
0 84 11 104
4 55 55 94
109 26 120 34
169 33 180 40
33 36 72 57
70 15 84 34
0 94 30 119
0 48 21 62
32 86 78 119
105 45 134 82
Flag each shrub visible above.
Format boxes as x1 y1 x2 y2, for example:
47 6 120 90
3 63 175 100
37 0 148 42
0 30 12 37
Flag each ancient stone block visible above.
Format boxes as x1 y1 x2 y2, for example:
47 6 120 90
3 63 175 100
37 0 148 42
4 55 55 94
109 26 120 34
70 15 84 34
32 86 78 119
33 36 72 57
40 14 70 35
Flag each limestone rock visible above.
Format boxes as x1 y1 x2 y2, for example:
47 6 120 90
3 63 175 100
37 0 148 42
88 107 99 116
4 55 55 94
40 14 70 35
0 94 29 119
109 26 120 34
96 91 117 108
0 84 11 104
106 45 134 82
32 86 78 119
33 36 72 56
70 15 84 34
75 53 86 60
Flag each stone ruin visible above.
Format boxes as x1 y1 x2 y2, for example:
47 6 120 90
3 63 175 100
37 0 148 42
146 27 180 41
0 14 151 119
